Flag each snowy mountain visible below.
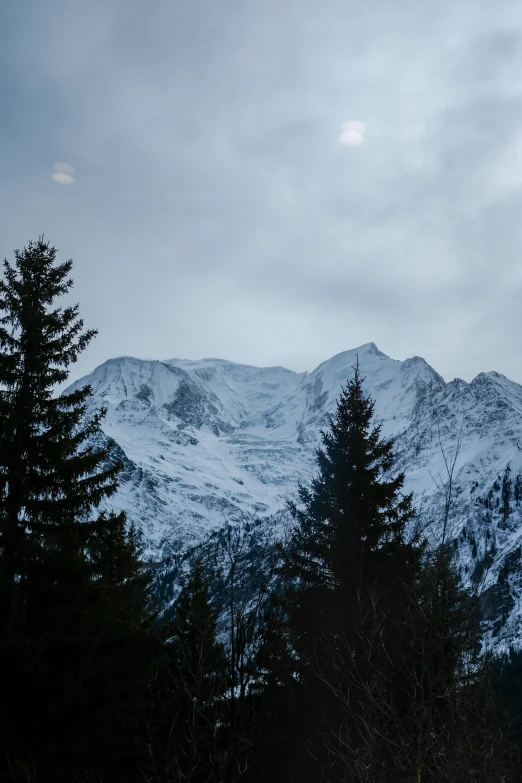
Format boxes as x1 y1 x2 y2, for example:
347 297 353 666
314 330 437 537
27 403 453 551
65 342 522 650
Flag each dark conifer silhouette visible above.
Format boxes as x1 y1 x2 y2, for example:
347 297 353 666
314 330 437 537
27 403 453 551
285 358 420 652
0 238 155 781
272 359 422 780
146 557 226 783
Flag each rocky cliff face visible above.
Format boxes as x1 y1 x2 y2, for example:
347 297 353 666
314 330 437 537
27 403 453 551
65 343 522 650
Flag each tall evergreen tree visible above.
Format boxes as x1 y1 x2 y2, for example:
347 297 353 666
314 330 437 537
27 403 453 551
244 594 302 783
170 558 224 703
0 238 155 781
147 558 226 783
274 359 423 781
285 358 420 649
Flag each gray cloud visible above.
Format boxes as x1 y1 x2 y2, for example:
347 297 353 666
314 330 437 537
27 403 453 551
2 0 522 386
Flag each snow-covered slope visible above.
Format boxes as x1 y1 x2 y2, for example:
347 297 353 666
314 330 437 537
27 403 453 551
65 343 522 649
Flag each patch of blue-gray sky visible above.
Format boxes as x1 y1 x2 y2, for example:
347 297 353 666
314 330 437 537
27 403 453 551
2 0 522 384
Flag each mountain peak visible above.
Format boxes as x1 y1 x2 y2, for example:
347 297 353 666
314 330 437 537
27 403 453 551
357 341 382 354
345 341 387 358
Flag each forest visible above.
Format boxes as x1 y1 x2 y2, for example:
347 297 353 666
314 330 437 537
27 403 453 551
1 238 521 782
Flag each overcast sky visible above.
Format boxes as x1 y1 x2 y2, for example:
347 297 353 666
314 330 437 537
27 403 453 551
2 0 522 386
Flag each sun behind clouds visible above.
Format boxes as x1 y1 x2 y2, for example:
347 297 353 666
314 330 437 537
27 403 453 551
51 162 75 184
339 120 367 146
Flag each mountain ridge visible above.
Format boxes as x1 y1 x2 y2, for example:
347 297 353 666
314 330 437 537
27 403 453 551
65 343 522 650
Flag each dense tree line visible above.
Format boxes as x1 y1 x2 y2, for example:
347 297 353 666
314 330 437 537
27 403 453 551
0 238 519 781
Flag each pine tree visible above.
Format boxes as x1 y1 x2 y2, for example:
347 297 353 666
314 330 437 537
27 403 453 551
285 358 420 648
0 239 155 781
148 558 226 783
245 594 302 783
77 520 158 780
211 521 281 783
171 558 224 702
276 359 423 781
250 594 296 695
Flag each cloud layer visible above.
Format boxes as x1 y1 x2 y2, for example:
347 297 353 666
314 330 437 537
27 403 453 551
2 0 522 387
